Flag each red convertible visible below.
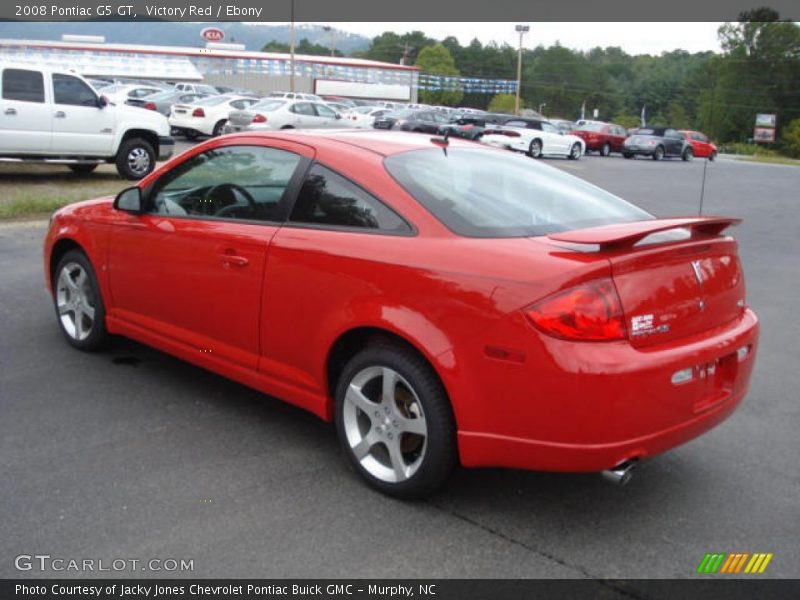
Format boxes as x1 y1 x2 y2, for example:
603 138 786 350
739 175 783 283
44 130 758 497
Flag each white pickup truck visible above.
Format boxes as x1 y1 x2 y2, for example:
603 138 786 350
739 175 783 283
0 63 174 179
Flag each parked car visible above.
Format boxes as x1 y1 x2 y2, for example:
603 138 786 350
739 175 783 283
269 91 323 102
342 106 391 129
573 121 629 156
43 130 759 498
480 120 585 159
623 127 694 160
549 118 577 134
373 109 450 133
174 82 219 95
0 62 173 179
224 98 342 133
324 101 351 115
169 95 258 138
680 130 718 161
129 91 212 116
100 83 165 107
438 113 511 140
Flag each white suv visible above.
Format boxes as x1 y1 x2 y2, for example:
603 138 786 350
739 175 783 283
0 63 174 179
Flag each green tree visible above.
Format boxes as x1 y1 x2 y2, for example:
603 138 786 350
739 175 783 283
780 119 800 157
611 112 641 129
415 44 464 106
488 93 519 114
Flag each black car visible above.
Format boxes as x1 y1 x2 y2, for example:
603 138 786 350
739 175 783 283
373 109 450 133
438 113 511 140
623 127 694 161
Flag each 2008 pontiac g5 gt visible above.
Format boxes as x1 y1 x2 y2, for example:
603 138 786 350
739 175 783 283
44 130 759 498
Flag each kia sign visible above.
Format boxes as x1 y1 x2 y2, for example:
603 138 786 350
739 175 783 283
200 28 225 42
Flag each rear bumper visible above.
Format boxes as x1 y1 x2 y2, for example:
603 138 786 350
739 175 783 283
157 136 174 161
454 309 759 472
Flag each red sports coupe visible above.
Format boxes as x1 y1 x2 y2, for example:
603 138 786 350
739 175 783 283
44 130 758 498
680 130 719 160
573 121 629 156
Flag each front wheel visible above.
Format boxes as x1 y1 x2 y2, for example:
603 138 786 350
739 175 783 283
568 142 583 160
53 250 109 351
600 142 611 157
212 120 227 137
652 146 665 161
623 152 634 159
116 138 155 180
528 139 543 158
335 343 457 499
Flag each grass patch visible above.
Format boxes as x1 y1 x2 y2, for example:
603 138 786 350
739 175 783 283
0 163 127 220
734 155 800 167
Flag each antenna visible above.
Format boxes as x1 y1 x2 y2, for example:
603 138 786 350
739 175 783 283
698 157 708 216
699 62 718 216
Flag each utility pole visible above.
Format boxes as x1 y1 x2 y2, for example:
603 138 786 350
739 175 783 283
399 42 412 66
515 24 530 116
323 26 336 57
289 0 296 92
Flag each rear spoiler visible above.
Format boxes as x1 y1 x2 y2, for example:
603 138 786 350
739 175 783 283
548 217 741 251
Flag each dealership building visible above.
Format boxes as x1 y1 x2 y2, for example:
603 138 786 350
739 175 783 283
0 37 422 102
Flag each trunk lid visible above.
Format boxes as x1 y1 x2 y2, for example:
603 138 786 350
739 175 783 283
228 109 257 127
548 218 746 348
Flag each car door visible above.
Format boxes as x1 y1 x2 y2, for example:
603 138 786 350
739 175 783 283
50 73 115 155
0 67 52 153
291 102 322 128
313 103 339 128
107 140 313 371
664 129 683 156
611 125 627 151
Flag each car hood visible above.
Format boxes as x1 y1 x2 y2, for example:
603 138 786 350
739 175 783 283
109 102 171 135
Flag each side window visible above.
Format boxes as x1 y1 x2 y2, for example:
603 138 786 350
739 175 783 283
149 145 302 222
290 164 410 233
53 74 98 106
229 99 247 110
314 104 336 118
291 102 316 116
2 68 45 103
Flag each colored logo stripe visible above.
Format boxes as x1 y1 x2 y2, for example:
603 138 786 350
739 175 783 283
697 553 773 574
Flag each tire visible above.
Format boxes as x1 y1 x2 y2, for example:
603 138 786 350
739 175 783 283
68 164 98 175
623 152 634 159
116 137 155 180
212 120 227 137
600 142 611 157
334 343 457 499
682 147 694 162
709 151 717 162
528 139 543 158
652 146 665 161
52 249 109 352
568 142 583 160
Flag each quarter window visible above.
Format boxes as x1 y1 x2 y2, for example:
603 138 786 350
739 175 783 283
149 146 302 222
2 68 44 103
290 164 410 233
53 74 98 106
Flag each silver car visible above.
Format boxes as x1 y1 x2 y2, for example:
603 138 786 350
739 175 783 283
224 99 343 133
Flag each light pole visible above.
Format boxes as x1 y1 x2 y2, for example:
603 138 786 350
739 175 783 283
514 24 530 116
539 102 546 116
323 25 335 57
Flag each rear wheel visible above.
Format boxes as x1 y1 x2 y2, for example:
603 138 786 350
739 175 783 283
335 343 457 499
568 142 583 160
53 250 108 352
652 146 665 161
68 164 98 175
709 151 717 162
600 142 611 157
682 147 694 162
212 120 227 137
528 139 543 158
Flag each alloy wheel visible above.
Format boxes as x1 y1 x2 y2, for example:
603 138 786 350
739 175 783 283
56 262 96 341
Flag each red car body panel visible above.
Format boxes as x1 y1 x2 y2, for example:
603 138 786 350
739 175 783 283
680 130 718 158
573 122 628 153
43 131 759 473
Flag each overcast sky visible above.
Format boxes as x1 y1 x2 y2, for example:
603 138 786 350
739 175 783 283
299 22 725 55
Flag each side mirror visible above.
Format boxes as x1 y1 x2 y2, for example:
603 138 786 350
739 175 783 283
114 187 143 214
97 95 108 108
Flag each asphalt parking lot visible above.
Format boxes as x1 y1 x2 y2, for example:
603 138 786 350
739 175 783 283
1 152 798 585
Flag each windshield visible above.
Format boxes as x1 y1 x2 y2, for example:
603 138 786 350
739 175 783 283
384 148 651 238
578 122 606 132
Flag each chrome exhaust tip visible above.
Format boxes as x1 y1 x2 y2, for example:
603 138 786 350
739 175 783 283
601 459 638 486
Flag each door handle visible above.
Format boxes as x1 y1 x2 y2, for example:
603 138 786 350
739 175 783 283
54 111 66 118
218 252 249 268
4 108 17 115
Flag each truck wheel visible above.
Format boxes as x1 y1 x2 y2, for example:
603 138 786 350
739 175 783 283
68 164 98 175
116 138 155 180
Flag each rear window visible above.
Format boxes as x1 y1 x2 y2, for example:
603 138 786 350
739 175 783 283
250 99 286 112
578 123 606 132
384 148 651 238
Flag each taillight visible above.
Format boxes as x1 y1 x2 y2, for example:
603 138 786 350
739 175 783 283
501 131 521 137
192 108 205 117
144 102 156 111
251 114 267 123
524 278 627 341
